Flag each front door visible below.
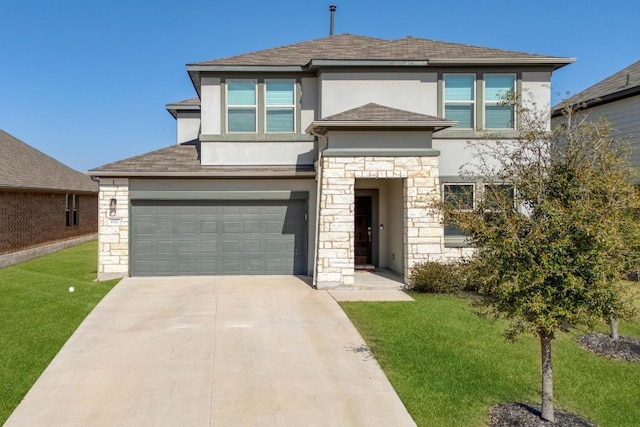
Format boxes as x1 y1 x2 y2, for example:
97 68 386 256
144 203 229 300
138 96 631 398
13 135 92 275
355 196 372 266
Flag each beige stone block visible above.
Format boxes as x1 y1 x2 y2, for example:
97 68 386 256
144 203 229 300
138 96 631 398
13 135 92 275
342 275 355 286
331 194 354 205
329 222 354 232
103 264 128 273
100 234 119 243
418 226 444 237
414 244 442 254
394 157 419 167
319 231 350 242
317 272 342 283
330 240 351 249
364 160 394 171
100 256 121 265
322 168 347 178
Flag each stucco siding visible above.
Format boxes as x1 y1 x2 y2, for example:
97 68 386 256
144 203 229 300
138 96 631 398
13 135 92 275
301 77 318 131
176 111 201 144
328 130 432 150
200 76 221 135
319 72 438 118
200 141 315 166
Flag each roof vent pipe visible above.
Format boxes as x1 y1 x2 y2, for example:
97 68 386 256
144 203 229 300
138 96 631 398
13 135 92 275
329 5 336 36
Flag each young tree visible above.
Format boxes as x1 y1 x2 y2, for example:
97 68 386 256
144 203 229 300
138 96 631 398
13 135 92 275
445 100 640 422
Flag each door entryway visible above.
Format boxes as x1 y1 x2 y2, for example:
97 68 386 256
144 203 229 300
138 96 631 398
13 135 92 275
355 190 378 269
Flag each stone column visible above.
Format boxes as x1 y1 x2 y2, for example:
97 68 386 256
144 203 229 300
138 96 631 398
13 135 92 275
97 178 129 281
403 157 442 280
315 157 356 288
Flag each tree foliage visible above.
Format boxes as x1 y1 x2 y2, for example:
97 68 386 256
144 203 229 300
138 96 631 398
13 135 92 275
442 98 640 421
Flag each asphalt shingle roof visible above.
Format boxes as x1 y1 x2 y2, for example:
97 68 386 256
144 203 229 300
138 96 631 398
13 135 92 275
89 142 313 176
321 103 445 122
193 34 566 67
555 60 640 110
0 130 97 193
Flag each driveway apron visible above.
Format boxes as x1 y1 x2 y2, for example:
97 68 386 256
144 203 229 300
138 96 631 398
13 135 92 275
5 276 416 427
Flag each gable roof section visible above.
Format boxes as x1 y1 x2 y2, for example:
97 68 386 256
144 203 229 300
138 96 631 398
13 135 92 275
552 60 640 116
0 130 97 193
306 103 455 135
190 34 573 68
192 34 387 66
166 97 201 119
89 141 313 178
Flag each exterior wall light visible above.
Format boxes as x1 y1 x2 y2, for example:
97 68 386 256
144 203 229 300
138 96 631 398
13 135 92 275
109 198 117 217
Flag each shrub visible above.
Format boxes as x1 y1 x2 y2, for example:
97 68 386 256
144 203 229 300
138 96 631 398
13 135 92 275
409 261 464 294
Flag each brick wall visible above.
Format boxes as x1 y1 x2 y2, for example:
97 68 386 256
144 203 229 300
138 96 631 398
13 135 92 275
0 191 98 255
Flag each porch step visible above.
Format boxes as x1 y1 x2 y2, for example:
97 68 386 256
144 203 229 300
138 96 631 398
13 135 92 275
349 269 406 290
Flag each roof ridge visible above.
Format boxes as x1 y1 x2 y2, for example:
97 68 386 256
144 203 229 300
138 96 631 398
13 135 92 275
191 33 388 66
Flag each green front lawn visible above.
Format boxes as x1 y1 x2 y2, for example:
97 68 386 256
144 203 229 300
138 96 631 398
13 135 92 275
0 241 118 424
341 293 640 427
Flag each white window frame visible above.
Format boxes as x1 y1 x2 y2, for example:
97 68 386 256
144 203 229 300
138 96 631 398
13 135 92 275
443 74 476 130
226 79 257 133
264 79 296 134
483 73 516 130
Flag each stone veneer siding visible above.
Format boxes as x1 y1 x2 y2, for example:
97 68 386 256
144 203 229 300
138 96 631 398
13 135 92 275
98 178 129 280
315 155 449 289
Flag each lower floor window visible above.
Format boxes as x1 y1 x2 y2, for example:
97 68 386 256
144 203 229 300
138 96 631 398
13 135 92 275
65 194 79 227
443 183 474 246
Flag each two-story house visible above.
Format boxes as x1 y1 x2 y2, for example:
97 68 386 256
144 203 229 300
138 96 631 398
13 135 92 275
90 34 573 288
551 60 640 174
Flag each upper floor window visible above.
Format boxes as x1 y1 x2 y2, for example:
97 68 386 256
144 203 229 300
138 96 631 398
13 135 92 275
265 80 295 133
484 74 515 129
227 80 257 132
444 74 475 129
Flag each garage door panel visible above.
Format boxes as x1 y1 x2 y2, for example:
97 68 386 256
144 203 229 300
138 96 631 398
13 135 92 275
156 221 173 235
131 199 307 276
200 221 217 233
156 240 174 254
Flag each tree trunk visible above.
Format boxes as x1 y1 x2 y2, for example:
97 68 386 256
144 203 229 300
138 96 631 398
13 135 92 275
610 315 619 340
540 332 554 423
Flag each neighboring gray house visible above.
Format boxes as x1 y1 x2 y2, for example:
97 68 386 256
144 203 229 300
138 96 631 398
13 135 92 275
551 60 640 168
90 34 573 287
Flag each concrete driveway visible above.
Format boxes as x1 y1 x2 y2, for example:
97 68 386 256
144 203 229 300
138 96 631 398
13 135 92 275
5 276 416 427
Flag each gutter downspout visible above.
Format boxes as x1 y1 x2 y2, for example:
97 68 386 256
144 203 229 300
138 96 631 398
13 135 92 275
309 130 328 289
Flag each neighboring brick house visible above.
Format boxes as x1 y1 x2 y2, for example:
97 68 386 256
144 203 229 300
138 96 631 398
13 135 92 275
0 130 98 264
90 34 573 287
551 60 640 170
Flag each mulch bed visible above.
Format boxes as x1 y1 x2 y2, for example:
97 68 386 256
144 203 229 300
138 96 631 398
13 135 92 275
577 333 640 362
488 403 597 427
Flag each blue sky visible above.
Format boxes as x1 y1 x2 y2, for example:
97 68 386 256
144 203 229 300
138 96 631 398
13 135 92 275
1 0 638 171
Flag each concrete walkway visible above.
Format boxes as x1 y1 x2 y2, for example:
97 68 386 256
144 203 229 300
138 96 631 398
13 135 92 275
5 276 416 427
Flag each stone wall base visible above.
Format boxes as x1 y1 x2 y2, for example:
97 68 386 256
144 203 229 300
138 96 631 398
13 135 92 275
0 234 97 270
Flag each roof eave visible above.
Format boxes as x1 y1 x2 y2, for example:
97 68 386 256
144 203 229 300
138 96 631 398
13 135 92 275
165 103 201 119
429 57 576 70
89 170 316 178
305 120 456 135
551 85 640 117
186 64 305 72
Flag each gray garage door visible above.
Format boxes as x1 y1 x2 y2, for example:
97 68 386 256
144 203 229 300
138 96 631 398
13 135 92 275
131 200 307 276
